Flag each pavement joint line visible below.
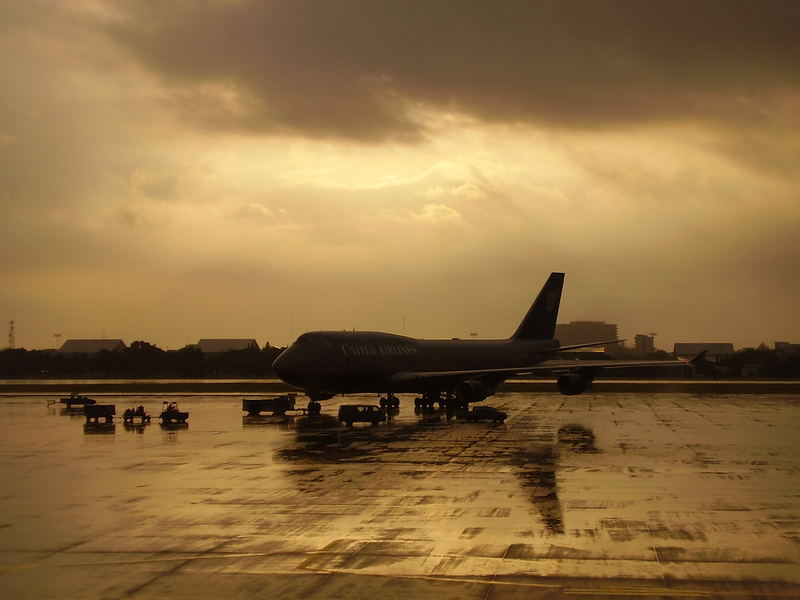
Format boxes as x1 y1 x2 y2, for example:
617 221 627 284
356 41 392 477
301 568 800 597
2 562 795 599
700 595 800 599
481 538 513 599
480 572 499 600
119 539 232 599
564 589 710 598
644 521 667 585
0 539 93 575
11 550 339 568
297 568 563 589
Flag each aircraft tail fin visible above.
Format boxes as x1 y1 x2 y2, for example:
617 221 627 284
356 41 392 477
511 272 564 340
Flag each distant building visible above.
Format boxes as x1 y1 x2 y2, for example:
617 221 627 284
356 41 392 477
555 321 619 348
634 334 655 357
194 339 260 354
775 341 800 352
673 343 734 361
58 339 126 354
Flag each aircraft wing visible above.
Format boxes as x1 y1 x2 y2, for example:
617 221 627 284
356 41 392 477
531 358 693 372
391 366 543 386
390 356 695 386
543 339 624 353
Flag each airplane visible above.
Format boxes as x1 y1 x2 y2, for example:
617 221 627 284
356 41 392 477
272 272 698 413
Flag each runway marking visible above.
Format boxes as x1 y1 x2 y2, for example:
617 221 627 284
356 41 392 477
0 564 37 574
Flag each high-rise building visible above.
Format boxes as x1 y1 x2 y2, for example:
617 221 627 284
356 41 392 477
634 334 655 357
554 321 618 346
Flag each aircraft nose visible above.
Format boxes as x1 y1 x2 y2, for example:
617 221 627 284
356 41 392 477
272 346 299 384
272 349 289 378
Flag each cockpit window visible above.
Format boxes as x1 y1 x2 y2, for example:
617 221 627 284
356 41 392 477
296 332 324 344
294 332 336 352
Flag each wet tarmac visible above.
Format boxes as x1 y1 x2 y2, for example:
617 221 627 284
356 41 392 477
1 393 799 599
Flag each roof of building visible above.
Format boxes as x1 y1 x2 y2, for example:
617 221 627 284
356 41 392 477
195 339 260 353
673 343 735 357
558 320 617 326
59 339 127 353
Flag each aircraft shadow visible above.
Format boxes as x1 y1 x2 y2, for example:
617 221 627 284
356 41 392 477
269 410 597 535
511 424 598 535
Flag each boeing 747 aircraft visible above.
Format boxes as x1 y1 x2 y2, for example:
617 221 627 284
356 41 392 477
272 272 694 413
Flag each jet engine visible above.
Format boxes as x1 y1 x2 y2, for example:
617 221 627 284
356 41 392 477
455 379 494 403
556 373 592 396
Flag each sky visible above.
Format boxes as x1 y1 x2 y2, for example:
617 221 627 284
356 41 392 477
1 0 799 351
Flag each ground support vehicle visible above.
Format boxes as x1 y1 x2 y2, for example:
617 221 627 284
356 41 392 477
159 402 189 424
59 392 97 409
122 405 151 424
463 406 507 423
337 404 387 427
242 394 297 416
84 404 116 424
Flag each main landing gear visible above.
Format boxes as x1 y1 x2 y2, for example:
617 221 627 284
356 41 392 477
379 393 400 409
306 400 322 415
413 392 467 411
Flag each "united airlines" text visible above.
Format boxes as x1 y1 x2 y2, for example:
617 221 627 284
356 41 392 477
342 345 418 357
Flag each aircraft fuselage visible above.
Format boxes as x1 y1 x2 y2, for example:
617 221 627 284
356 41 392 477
272 330 558 398
271 273 691 403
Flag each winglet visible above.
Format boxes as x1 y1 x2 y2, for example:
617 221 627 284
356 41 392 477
511 272 564 340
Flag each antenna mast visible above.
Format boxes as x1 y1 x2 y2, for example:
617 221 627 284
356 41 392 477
8 321 15 349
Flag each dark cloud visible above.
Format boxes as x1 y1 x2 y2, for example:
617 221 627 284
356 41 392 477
104 0 800 140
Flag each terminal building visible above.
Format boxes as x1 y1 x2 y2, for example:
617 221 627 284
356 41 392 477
673 343 735 361
775 341 800 352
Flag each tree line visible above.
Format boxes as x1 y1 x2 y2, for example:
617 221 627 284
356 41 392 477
0 341 286 378
1 342 799 379
715 345 800 378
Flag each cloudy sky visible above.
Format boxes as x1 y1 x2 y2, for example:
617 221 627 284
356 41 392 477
2 0 798 351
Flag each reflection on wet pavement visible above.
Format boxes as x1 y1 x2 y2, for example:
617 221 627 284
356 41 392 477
1 393 799 599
